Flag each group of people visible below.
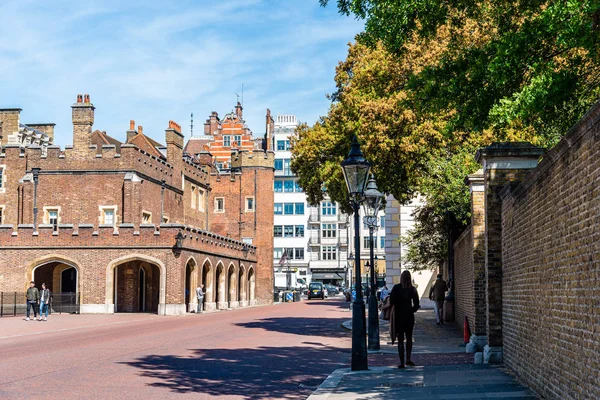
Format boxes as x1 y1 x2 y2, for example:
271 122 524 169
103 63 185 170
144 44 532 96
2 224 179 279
25 281 51 321
380 272 448 369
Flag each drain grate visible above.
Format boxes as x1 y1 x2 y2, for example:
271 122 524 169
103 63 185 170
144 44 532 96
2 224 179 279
378 382 424 388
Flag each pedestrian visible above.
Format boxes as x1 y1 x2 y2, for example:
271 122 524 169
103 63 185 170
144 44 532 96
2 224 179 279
196 284 204 313
380 285 390 301
429 274 448 325
25 281 39 321
389 270 420 369
38 283 51 321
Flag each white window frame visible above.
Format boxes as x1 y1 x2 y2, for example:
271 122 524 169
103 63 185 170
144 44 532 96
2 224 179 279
214 197 225 213
99 205 118 227
0 165 5 193
223 135 231 147
43 206 61 230
142 211 152 224
245 196 255 212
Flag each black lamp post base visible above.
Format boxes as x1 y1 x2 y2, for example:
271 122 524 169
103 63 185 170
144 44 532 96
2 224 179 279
367 294 380 350
351 299 368 371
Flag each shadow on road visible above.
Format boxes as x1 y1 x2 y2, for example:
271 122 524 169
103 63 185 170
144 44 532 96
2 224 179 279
303 299 351 309
123 345 349 399
236 317 350 338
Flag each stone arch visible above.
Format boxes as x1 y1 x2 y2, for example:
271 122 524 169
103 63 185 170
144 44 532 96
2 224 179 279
227 263 238 309
106 254 166 314
248 265 256 305
29 255 82 304
238 264 247 306
185 256 198 312
215 261 227 309
200 258 215 310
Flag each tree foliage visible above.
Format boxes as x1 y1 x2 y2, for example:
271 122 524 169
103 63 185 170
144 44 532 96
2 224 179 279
292 0 600 268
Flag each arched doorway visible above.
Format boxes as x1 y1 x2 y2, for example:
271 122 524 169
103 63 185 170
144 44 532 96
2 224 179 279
228 264 238 309
248 266 256 306
184 258 198 313
216 262 227 310
31 258 81 314
238 265 247 307
201 259 214 311
107 256 163 314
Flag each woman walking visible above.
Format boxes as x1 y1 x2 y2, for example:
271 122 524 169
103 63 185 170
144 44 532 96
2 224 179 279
389 270 420 368
38 283 51 321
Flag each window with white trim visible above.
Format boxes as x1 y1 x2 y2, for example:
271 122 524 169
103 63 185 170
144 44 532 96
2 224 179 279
100 207 116 226
321 245 337 260
245 196 255 212
215 197 225 212
43 207 60 231
322 223 336 238
142 211 152 224
223 135 231 147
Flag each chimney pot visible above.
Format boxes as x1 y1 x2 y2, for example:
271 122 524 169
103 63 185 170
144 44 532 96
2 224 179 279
129 120 135 130
77 94 83 103
138 125 143 135
84 94 90 103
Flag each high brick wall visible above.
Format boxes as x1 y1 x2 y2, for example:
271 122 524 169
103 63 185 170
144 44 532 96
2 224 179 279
454 226 474 335
500 102 600 399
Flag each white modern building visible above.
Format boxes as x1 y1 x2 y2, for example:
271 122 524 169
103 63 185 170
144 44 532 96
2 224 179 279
272 115 310 289
347 207 386 288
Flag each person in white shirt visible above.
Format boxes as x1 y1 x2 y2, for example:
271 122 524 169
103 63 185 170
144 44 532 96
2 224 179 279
380 286 390 301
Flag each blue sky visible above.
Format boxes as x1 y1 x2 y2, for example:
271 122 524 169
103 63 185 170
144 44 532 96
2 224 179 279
0 0 363 146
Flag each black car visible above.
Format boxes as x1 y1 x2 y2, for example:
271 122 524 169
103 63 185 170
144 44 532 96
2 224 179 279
307 282 325 300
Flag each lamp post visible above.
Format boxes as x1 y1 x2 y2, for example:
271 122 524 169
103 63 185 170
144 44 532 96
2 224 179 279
341 135 370 371
363 175 384 350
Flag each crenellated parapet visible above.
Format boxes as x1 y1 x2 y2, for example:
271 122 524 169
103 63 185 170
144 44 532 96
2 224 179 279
0 223 256 261
230 149 275 169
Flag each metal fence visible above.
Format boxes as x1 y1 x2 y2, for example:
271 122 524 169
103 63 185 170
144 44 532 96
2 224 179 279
0 292 80 317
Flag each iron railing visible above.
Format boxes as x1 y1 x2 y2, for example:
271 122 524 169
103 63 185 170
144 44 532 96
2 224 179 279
0 292 80 317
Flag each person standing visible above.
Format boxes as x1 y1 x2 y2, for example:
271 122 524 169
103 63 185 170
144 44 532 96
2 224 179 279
38 283 51 321
25 281 39 321
196 284 205 313
390 270 420 368
429 274 448 325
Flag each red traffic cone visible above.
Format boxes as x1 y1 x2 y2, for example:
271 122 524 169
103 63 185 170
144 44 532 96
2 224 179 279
464 316 471 343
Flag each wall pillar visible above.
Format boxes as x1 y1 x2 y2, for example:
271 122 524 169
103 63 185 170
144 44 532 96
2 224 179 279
465 170 488 352
475 143 544 363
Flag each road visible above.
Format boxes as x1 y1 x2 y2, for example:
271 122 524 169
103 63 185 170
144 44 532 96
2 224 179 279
0 297 352 400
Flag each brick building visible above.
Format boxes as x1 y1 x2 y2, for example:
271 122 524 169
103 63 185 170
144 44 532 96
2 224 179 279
0 94 274 315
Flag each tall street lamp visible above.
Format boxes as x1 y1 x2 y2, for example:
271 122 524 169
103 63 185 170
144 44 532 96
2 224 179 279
363 175 384 350
341 135 370 371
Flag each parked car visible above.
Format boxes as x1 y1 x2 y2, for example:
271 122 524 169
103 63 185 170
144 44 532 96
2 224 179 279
324 284 339 296
307 282 325 300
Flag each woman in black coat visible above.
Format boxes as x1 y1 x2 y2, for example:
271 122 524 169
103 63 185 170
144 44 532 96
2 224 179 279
389 270 420 368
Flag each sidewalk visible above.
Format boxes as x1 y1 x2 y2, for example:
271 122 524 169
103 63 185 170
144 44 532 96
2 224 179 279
310 309 537 399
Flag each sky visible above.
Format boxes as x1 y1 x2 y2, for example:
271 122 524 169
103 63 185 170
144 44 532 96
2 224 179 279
0 0 363 146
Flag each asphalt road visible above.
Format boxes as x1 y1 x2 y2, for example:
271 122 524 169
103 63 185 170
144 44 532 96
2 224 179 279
0 297 352 400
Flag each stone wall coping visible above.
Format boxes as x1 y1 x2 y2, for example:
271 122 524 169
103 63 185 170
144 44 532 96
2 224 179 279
118 223 135 228
78 224 94 229
58 223 74 229
475 142 546 164
0 224 13 229
139 224 156 229
38 224 55 229
17 224 34 229
502 99 600 200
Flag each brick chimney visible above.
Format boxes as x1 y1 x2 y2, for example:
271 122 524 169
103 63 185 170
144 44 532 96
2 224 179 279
0 108 22 146
126 119 138 142
235 102 243 119
264 108 274 151
165 120 183 163
71 93 95 155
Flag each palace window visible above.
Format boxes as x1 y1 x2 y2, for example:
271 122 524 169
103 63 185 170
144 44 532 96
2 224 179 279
223 135 231 147
99 206 116 227
215 197 225 213
234 135 242 145
198 188 205 211
191 186 197 209
142 211 152 224
246 197 255 212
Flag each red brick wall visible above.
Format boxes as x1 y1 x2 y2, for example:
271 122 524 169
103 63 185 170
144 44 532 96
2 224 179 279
499 103 600 400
